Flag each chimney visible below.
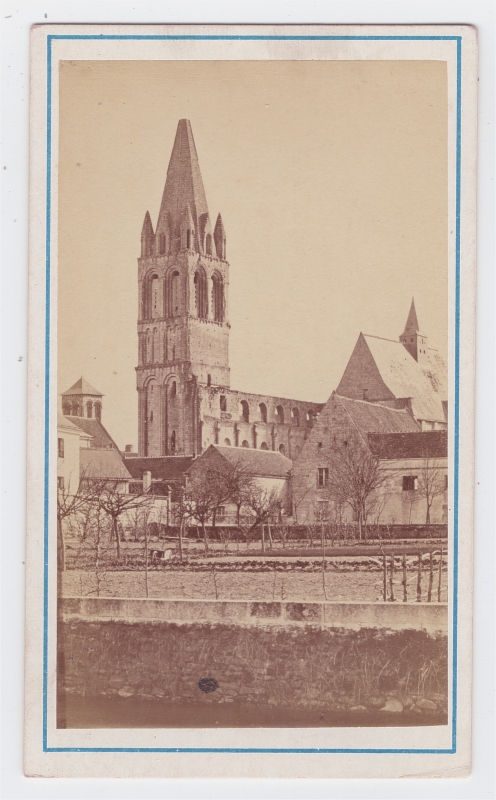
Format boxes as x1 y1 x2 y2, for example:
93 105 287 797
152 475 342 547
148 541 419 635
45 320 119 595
125 444 134 453
142 470 152 493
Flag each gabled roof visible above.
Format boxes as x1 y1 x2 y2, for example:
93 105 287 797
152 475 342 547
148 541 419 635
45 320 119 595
363 335 447 422
57 412 82 434
198 445 292 479
80 449 132 481
368 430 448 460
157 119 209 241
333 393 420 436
123 457 195 482
64 417 117 450
62 377 103 397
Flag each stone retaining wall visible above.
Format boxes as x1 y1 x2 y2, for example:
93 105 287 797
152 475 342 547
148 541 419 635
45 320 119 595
61 596 448 634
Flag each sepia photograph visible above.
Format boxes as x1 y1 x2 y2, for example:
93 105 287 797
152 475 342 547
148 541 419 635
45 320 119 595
25 25 477 779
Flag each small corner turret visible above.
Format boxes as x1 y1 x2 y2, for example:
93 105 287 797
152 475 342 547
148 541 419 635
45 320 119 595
214 213 226 260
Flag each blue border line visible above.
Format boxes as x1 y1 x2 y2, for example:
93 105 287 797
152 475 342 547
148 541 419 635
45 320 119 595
44 33 461 754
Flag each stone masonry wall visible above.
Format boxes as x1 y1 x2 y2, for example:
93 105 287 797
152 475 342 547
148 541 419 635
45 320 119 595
59 619 447 719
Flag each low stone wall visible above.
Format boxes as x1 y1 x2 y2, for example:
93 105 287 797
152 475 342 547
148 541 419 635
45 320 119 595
61 596 448 634
58 617 448 721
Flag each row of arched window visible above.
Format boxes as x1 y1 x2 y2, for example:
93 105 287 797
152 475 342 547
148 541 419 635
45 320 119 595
141 269 224 322
62 400 101 420
233 398 314 426
222 437 286 454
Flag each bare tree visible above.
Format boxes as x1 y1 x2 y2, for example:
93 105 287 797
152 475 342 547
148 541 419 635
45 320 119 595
416 459 447 524
95 482 153 560
56 470 102 573
327 438 387 541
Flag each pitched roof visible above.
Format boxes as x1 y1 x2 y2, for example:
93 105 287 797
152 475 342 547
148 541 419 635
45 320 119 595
157 119 209 242
363 335 447 422
80 449 132 481
62 377 103 397
367 430 448 460
333 393 420 436
57 412 82 433
64 417 118 449
123 456 195 482
202 445 292 478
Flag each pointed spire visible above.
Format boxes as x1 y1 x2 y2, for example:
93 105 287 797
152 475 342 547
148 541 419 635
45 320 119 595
214 213 226 259
141 210 154 236
402 297 420 336
157 120 209 253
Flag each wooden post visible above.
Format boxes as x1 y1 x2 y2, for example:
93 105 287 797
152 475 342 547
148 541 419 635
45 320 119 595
261 524 265 553
437 545 443 602
267 520 273 550
416 553 422 602
389 554 395 602
144 517 149 598
402 553 407 602
427 550 434 602
383 554 387 602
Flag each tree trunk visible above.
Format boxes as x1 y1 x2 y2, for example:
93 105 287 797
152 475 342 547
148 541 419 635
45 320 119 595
178 516 184 563
402 553 407 602
201 520 209 554
427 550 434 602
425 504 431 525
57 516 66 574
261 524 265 553
113 516 121 560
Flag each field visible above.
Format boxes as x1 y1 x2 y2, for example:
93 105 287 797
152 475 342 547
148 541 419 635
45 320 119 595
63 553 448 603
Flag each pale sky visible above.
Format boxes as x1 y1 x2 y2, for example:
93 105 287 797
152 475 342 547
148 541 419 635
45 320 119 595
58 60 448 450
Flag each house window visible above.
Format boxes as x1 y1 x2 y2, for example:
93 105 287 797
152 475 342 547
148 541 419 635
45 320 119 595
58 438 64 458
216 506 226 521
317 500 329 521
317 468 329 488
318 441 323 450
402 475 418 491
363 388 369 400
57 476 64 490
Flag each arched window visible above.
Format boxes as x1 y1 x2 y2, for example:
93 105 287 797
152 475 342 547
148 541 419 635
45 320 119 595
159 233 166 254
62 402 72 416
142 273 159 319
186 230 191 249
220 395 227 412
73 404 81 417
165 270 180 317
148 237 154 256
211 272 224 322
194 269 208 319
259 403 267 423
278 444 286 455
86 401 93 418
260 442 269 450
151 276 160 318
240 400 249 422
152 328 159 362
306 410 314 427
241 440 249 448
224 438 231 446
170 381 177 397
94 402 102 421
292 407 300 427
170 431 176 454
206 233 213 256
275 405 285 424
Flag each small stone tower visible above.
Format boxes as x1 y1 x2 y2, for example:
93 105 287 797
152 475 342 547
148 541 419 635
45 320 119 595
62 377 103 420
136 119 230 457
400 298 428 364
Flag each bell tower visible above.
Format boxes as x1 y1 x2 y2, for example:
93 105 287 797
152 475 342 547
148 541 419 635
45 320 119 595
136 119 230 457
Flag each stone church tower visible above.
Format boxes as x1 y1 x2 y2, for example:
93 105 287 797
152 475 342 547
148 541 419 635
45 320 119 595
137 119 230 457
